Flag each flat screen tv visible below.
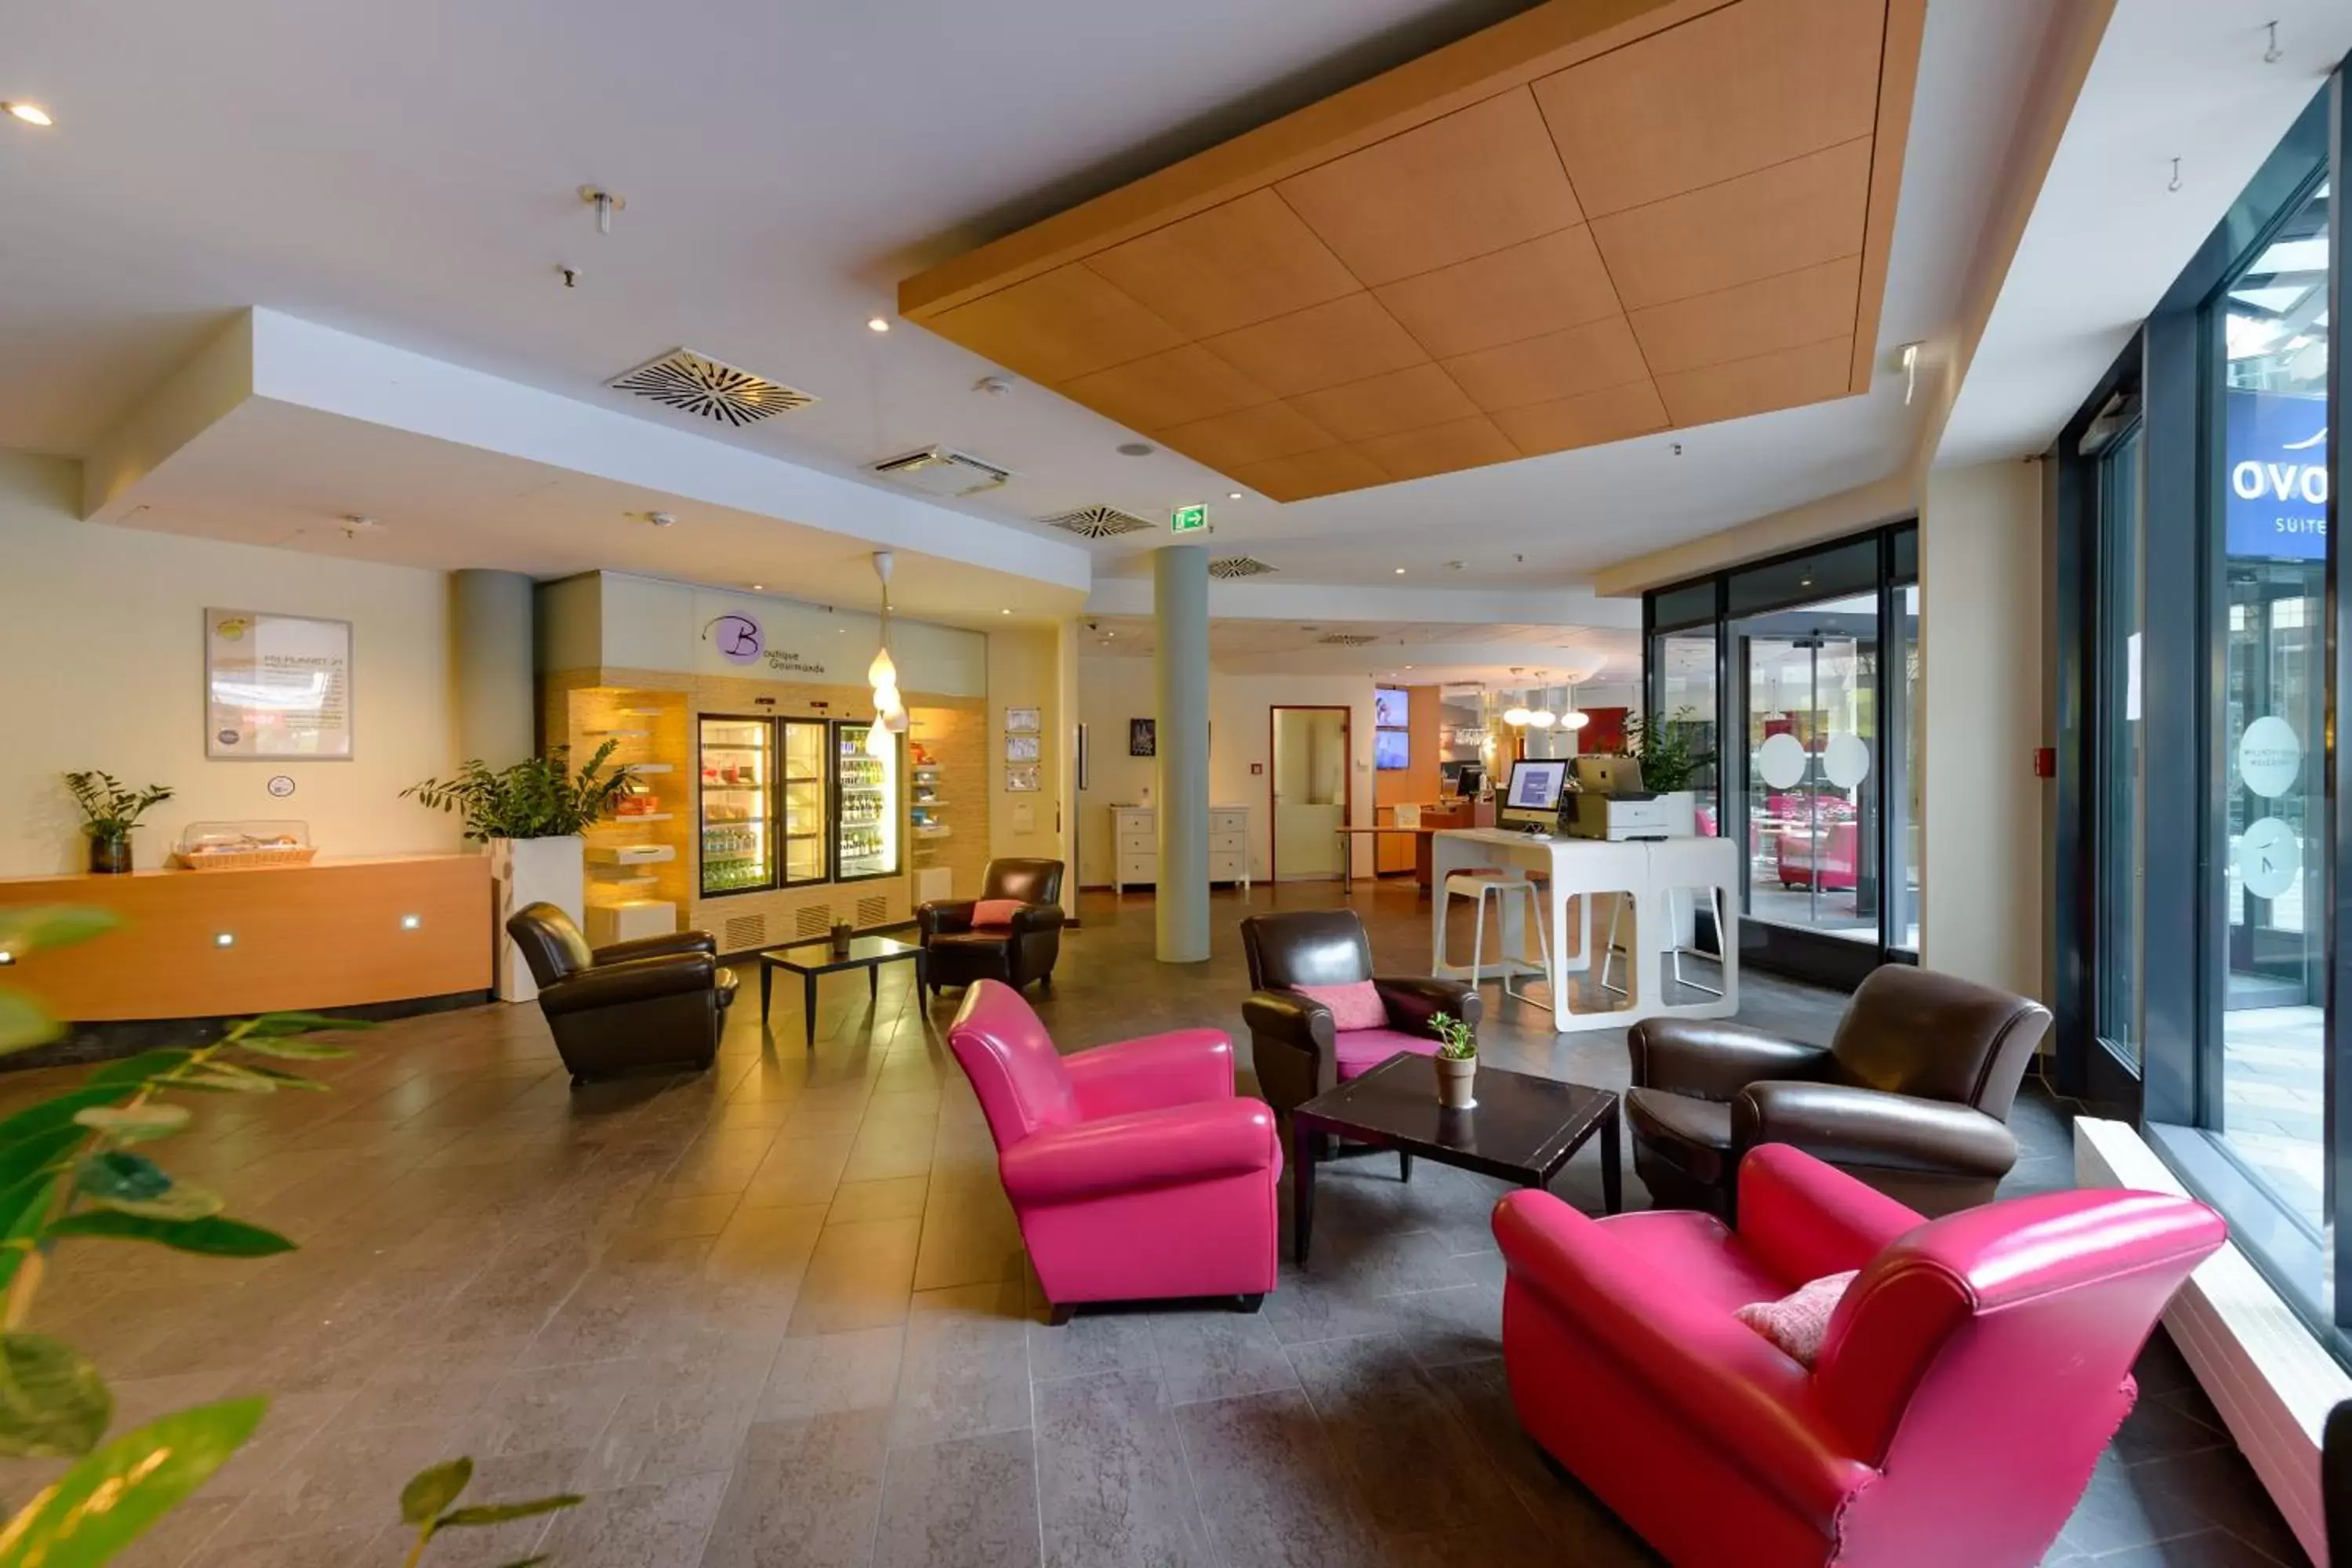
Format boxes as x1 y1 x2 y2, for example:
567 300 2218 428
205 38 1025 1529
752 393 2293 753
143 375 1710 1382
1373 686 1410 728
1374 728 1410 771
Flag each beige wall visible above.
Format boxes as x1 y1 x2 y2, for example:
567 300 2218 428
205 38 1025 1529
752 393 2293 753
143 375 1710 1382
985 625 1073 912
1075 655 1377 885
1918 457 2048 1000
0 451 462 877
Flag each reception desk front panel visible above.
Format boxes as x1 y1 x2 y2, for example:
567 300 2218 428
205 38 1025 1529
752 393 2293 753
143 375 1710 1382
0 855 492 1022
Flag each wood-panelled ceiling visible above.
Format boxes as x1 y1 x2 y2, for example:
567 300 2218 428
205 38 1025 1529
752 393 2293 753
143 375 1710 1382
900 0 1924 503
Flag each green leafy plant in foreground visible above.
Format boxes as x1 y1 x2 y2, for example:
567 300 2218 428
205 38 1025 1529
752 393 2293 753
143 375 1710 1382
402 741 631 843
1430 1011 1478 1061
0 909 581 1566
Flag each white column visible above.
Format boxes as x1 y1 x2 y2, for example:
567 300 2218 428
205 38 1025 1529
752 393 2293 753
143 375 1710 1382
1154 545 1211 963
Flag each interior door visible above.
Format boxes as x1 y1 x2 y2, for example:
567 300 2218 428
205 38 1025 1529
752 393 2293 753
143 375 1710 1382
1272 706 1348 880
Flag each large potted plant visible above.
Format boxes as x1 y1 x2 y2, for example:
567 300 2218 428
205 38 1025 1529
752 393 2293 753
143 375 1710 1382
64 771 174 875
1620 706 1712 839
404 742 629 1003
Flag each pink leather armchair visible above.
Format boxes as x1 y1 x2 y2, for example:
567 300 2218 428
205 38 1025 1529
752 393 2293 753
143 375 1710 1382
1492 1145 2225 1568
946 980 1282 1323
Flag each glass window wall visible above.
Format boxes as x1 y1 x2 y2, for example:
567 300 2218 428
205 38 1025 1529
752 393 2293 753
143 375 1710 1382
1643 522 1918 982
2215 174 2330 1238
2059 81 2342 1351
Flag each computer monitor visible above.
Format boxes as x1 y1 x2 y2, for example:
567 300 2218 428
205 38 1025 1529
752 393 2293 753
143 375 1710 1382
1498 758 1567 831
1453 761 1484 800
1571 754 1645 797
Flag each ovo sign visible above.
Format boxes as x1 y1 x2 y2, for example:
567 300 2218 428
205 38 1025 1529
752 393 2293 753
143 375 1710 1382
2230 458 2328 504
2223 390 2327 561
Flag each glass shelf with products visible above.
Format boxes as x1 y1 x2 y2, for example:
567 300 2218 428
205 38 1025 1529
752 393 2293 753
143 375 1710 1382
833 722 901 881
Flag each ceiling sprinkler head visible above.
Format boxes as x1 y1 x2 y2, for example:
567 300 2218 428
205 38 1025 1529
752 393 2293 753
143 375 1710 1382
1671 441 1685 456
560 266 579 289
580 187 626 234
341 514 383 538
647 511 676 528
975 376 1014 397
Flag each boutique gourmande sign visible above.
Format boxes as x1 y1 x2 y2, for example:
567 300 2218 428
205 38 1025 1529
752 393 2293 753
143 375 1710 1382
2224 389 2327 561
690 589 984 696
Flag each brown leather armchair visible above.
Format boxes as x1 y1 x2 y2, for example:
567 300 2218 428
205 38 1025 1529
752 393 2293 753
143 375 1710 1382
506 902 736 1083
1240 909 1481 1150
1625 964 2050 1219
917 858 1065 996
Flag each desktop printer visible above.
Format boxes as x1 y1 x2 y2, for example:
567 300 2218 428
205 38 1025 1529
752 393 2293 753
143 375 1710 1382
1564 756 1694 840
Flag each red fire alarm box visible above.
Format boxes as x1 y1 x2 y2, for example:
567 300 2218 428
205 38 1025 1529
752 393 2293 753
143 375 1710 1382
2033 746 2056 779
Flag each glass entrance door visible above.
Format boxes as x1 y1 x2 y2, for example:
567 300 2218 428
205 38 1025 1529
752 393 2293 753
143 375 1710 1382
1736 600 1878 942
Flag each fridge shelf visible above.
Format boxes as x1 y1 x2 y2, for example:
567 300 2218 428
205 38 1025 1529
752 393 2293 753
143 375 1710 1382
621 763 673 775
602 813 674 823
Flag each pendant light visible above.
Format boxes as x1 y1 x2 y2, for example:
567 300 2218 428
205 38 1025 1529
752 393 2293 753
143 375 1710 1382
1501 668 1534 728
1560 675 1591 731
866 550 903 758
1523 670 1556 729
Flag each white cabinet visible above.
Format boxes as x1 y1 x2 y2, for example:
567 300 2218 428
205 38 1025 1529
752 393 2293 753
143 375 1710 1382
1111 805 1252 893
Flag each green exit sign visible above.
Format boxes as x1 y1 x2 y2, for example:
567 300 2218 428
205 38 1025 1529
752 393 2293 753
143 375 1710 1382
1171 503 1209 535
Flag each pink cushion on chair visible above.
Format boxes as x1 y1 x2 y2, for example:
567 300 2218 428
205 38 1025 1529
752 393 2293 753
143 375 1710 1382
1292 981 1387 1032
971 898 1025 929
1733 1269 1857 1367
1333 1027 1439 1079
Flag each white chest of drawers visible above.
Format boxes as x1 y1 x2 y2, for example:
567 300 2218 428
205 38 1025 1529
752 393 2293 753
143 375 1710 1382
1111 805 1252 893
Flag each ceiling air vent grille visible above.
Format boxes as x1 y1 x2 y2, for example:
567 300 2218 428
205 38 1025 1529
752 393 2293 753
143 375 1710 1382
1209 556 1276 580
872 447 1012 499
608 349 816 426
793 906 833 940
1317 633 1380 647
1041 506 1154 539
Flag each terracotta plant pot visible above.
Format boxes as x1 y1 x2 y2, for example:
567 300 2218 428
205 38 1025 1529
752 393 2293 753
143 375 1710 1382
87 833 132 876
1434 1053 1477 1111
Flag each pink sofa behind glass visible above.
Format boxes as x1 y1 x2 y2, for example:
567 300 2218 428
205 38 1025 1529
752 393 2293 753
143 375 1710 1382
1492 1145 2225 1567
946 979 1281 1319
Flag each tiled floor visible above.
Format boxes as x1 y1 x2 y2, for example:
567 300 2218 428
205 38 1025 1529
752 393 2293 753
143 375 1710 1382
0 879 2309 1566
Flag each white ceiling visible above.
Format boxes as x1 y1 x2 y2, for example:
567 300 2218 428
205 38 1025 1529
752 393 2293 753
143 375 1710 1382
0 0 2067 597
1942 0 2352 467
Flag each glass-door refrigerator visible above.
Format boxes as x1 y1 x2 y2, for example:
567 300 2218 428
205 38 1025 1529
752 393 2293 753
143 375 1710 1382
698 716 775 895
779 720 829 886
832 720 902 881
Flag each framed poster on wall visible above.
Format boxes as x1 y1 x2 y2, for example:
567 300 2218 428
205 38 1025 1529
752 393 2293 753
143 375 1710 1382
205 609 354 759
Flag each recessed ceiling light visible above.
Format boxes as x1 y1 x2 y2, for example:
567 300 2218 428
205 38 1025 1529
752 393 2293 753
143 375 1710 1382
750 583 765 591
867 317 891 333
1393 568 1406 575
1227 492 1243 500
3 103 53 127
1000 608 1011 615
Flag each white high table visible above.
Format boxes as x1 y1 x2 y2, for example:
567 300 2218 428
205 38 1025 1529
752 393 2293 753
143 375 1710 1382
1429 828 1740 1032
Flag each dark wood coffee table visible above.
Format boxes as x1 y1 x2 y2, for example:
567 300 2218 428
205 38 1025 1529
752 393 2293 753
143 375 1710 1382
1288 1052 1620 1265
757 935 926 1050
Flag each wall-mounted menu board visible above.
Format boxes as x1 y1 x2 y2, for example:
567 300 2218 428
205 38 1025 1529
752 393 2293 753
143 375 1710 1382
205 609 353 759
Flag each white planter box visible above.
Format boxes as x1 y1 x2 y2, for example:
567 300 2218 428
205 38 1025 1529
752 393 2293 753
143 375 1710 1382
490 835 584 1004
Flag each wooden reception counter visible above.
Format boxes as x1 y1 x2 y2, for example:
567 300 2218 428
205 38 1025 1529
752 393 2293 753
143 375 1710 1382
0 854 492 1022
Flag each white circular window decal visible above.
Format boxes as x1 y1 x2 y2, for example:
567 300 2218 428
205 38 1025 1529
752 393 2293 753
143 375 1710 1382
1757 731 1809 790
2237 717 2302 799
2238 816 2301 902
1822 732 1871 791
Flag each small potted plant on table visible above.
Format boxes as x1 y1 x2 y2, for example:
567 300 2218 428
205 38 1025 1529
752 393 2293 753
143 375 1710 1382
1431 1011 1478 1110
64 770 174 874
